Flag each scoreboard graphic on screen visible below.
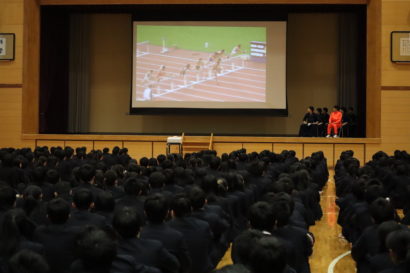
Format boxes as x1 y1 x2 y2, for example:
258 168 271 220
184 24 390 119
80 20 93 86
250 41 266 63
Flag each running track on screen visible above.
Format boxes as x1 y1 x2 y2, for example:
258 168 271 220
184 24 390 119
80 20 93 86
135 44 266 102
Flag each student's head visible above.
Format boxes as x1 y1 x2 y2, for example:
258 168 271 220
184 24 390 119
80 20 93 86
369 198 395 224
149 171 166 189
144 194 169 224
307 106 314 113
231 229 264 266
386 229 410 267
248 202 274 231
95 191 115 213
78 164 96 184
0 185 16 210
316 107 322 114
123 177 143 196
45 169 60 185
47 198 70 224
323 107 328 113
249 236 287 273
377 221 403 252
171 194 192 218
188 186 206 210
213 264 251 273
271 193 294 228
0 208 36 257
112 207 142 238
72 189 93 210
75 226 117 271
104 170 117 187
9 249 49 273
333 105 340 111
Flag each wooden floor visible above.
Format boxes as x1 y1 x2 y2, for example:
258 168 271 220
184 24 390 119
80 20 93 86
216 169 356 273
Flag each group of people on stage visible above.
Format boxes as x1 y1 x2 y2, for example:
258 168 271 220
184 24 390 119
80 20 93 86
298 105 357 138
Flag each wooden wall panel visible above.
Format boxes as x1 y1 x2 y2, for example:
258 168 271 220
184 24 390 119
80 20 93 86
64 141 94 152
36 140 65 148
334 144 364 166
22 0 40 134
124 141 152 160
242 143 273 153
273 143 303 159
93 141 123 151
304 144 334 167
366 0 382 137
213 143 243 155
152 142 167 158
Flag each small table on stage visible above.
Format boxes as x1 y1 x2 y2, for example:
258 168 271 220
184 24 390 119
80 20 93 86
166 136 183 155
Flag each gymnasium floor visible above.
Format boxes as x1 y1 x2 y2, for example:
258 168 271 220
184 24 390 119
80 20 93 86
135 44 266 102
216 169 356 273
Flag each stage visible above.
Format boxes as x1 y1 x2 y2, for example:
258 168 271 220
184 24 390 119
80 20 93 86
23 134 381 167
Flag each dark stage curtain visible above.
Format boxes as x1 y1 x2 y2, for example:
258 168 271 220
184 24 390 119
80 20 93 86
68 14 90 133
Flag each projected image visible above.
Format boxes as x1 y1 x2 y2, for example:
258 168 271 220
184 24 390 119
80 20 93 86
135 25 266 103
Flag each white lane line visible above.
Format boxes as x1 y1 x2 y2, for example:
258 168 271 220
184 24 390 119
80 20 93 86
328 251 351 273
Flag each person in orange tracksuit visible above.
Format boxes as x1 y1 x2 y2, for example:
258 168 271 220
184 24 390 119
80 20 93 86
326 106 342 138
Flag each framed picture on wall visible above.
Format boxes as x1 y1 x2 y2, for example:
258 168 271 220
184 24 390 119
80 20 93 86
391 31 410 63
0 33 15 61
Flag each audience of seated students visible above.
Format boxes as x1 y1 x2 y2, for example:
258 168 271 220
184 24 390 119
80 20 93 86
0 144 329 273
298 105 358 137
335 149 410 273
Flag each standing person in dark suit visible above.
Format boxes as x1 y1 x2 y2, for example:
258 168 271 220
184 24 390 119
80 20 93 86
113 207 180 273
33 198 82 273
141 194 192 273
67 188 107 229
299 106 318 137
168 195 214 273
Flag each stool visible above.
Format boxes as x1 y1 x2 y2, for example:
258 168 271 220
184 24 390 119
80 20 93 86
166 136 183 155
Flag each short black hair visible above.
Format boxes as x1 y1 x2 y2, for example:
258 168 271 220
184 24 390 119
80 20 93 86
188 186 206 210
123 177 143 195
0 185 16 210
231 229 264 266
333 105 340 111
144 194 169 224
377 221 403 252
171 195 192 218
112 207 142 238
72 188 93 210
78 164 96 183
47 198 70 224
248 202 274 231
95 191 115 212
9 249 50 273
104 170 117 187
149 172 166 189
386 229 410 265
369 198 395 224
249 237 287 273
75 226 117 270
45 169 60 185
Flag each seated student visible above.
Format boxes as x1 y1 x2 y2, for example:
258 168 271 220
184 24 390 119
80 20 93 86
115 177 145 216
315 108 325 137
103 170 124 200
113 207 180 273
94 191 115 224
21 185 49 226
33 198 82 273
339 107 350 137
141 194 192 273
326 106 343 138
271 197 313 273
71 226 160 273
189 186 230 264
249 237 296 273
298 106 318 137
0 185 17 230
212 264 250 273
231 229 264 268
0 209 43 259
347 107 357 137
168 195 214 273
8 249 50 273
71 164 104 200
351 198 396 273
368 221 403 273
382 229 410 273
67 188 107 229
